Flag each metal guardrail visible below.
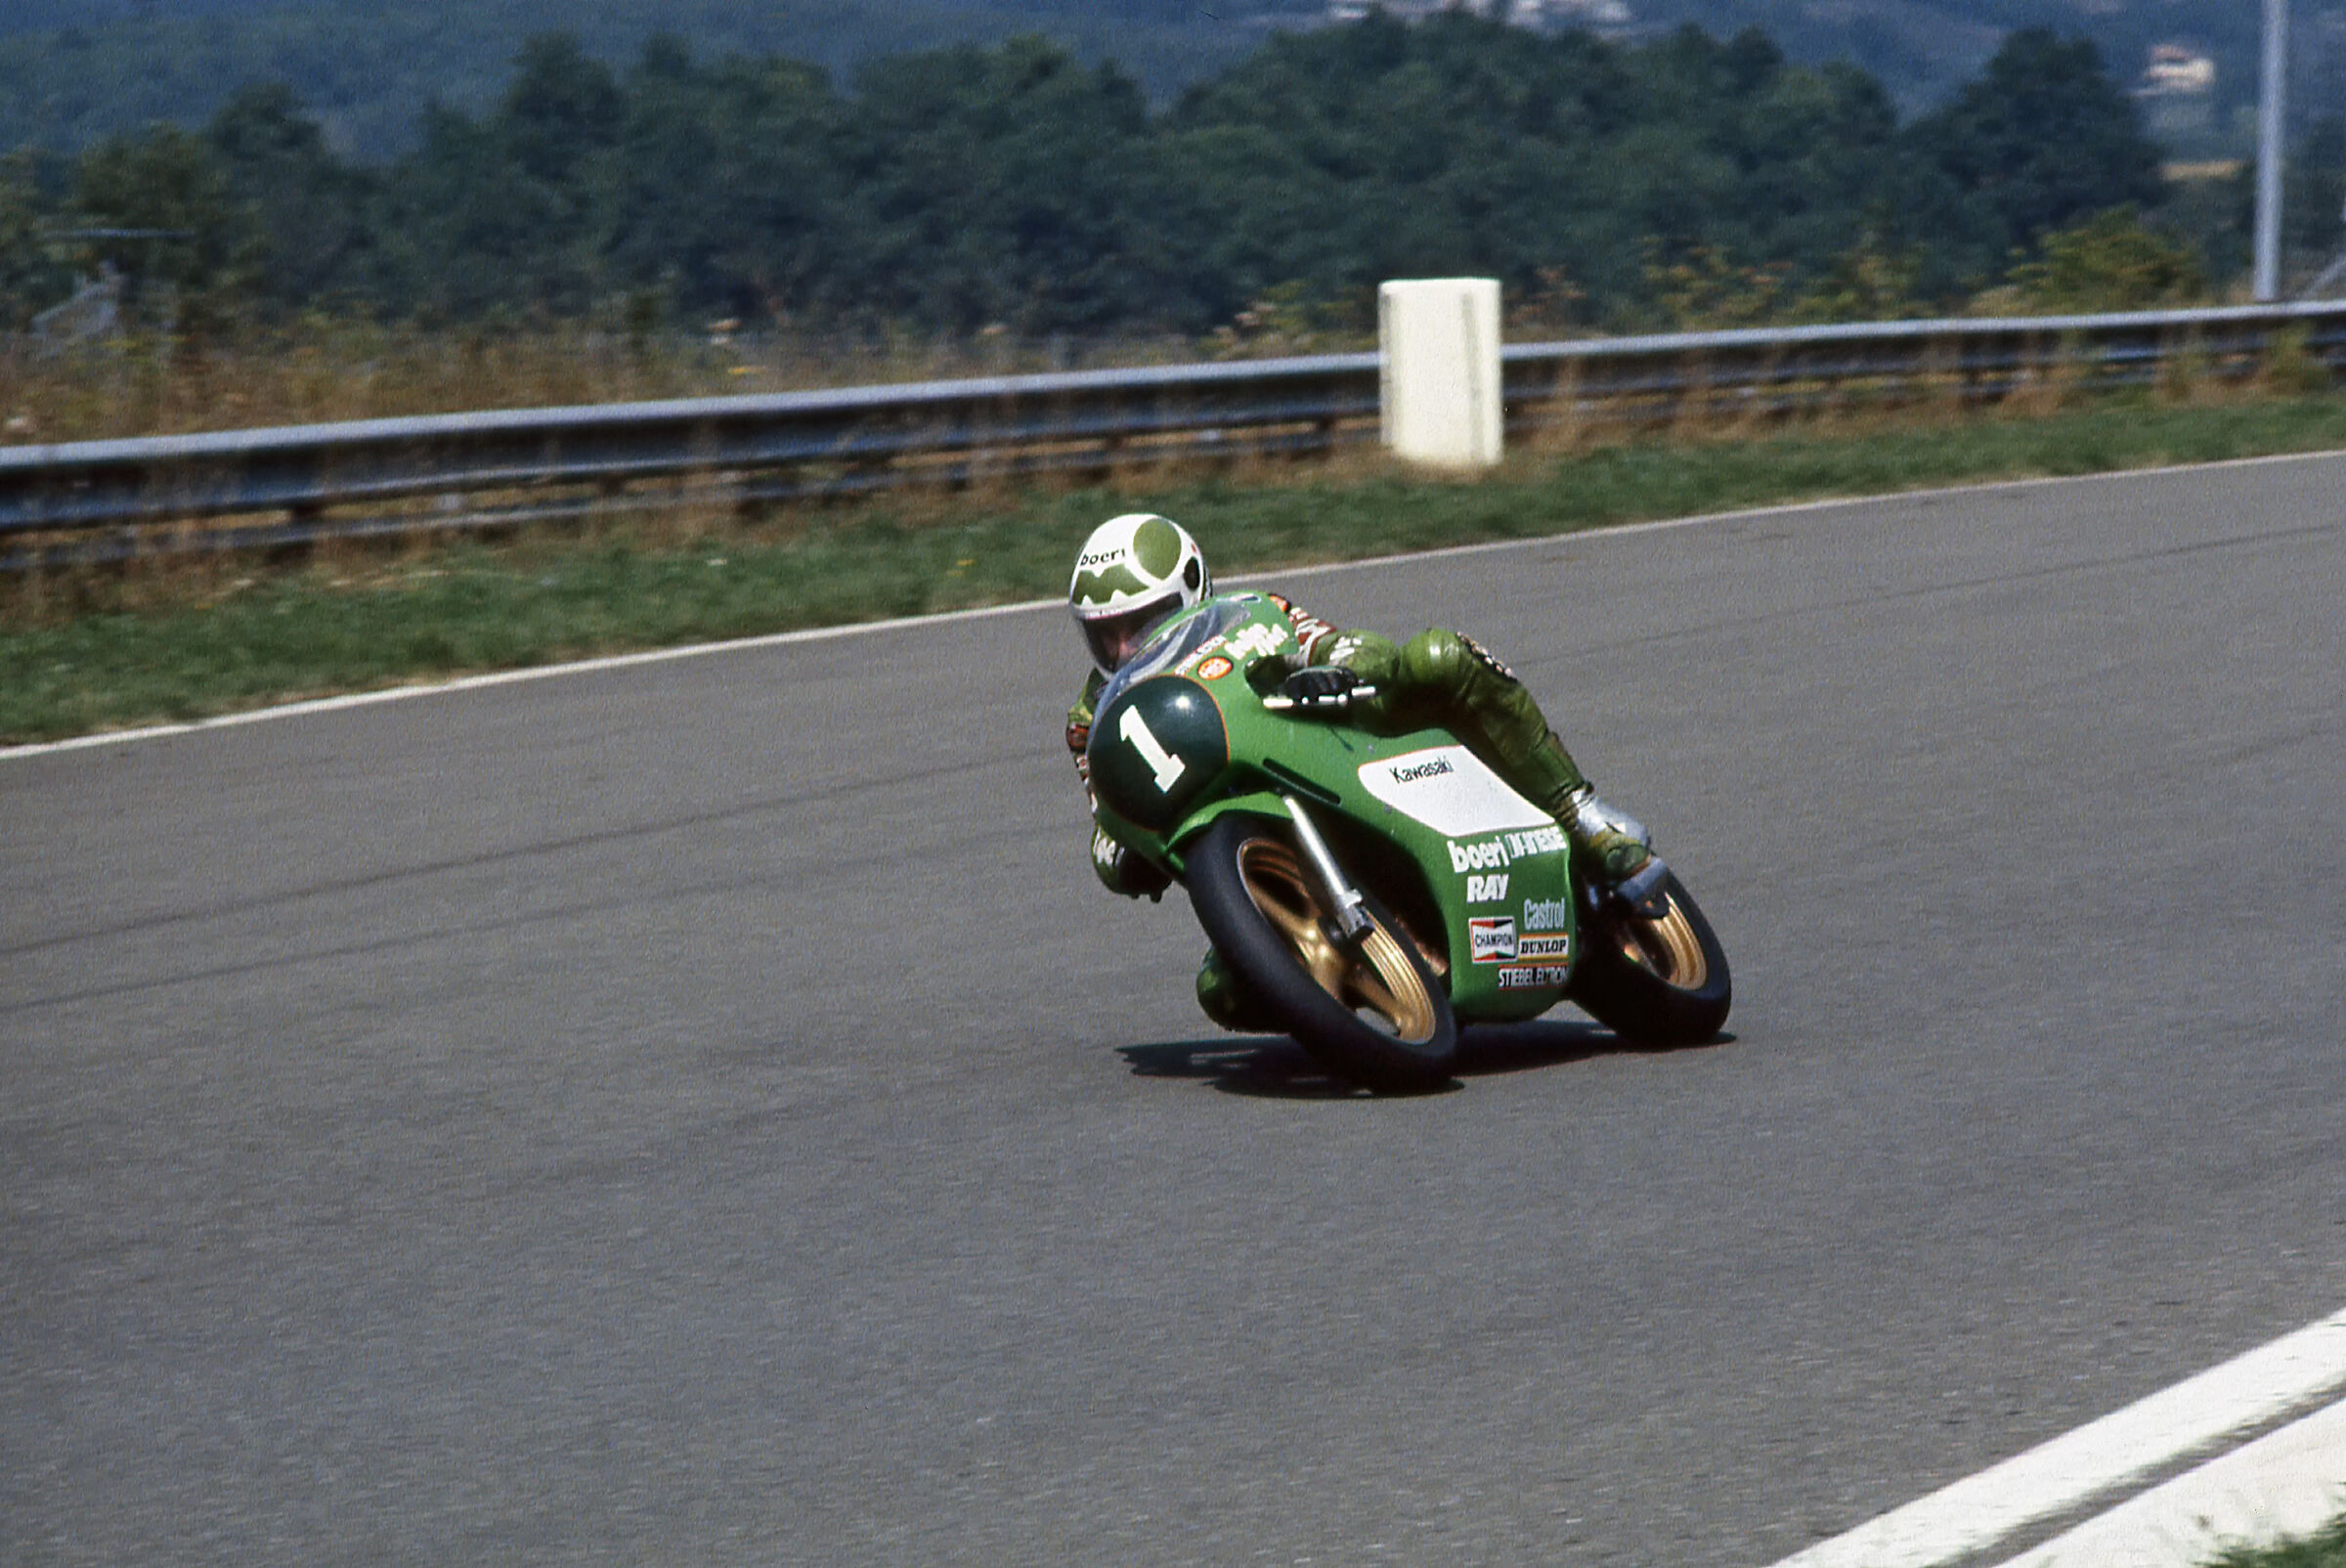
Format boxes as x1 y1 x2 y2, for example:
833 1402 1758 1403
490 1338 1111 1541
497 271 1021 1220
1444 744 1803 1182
6 302 2346 568
1501 302 2346 414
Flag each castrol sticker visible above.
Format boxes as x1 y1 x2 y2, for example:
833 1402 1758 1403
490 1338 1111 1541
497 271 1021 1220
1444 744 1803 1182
1522 893 1572 932
1355 746 1552 838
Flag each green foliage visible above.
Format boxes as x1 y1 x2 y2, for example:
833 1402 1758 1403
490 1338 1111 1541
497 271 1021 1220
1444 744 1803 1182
2008 207 2209 312
1788 229 1925 324
0 16 2183 343
1905 29 2164 286
378 36 632 319
0 152 68 328
2285 116 2346 267
843 35 1165 331
0 0 2279 169
0 0 1274 163
71 122 261 327
1204 281 1370 359
2155 165 2253 289
595 41 847 323
204 84 375 306
1151 18 1933 327
2205 1512 2346 1568
2259 324 2334 396
1642 243 1788 331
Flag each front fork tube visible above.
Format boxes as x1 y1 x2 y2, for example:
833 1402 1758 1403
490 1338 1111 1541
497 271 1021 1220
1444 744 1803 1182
1282 794 1372 940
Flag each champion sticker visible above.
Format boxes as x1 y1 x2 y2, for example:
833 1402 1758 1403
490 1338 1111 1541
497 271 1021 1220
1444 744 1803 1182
1468 916 1518 964
1195 655 1234 679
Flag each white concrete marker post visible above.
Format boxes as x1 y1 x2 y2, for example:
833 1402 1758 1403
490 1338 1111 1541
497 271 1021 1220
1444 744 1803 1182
1379 277 1502 471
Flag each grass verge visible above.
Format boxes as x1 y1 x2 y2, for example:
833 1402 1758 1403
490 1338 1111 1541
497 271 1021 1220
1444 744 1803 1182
7 390 2346 746
2209 1513 2346 1567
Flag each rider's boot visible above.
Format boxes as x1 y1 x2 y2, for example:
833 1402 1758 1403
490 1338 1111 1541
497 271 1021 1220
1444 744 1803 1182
1514 729 1653 889
1556 776 1656 888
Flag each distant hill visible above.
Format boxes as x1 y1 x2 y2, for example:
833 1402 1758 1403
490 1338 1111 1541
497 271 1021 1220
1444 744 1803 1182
1633 0 2266 120
0 0 1318 159
0 0 2316 160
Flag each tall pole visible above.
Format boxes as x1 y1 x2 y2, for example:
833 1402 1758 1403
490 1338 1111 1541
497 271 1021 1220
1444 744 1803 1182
2255 0 2289 300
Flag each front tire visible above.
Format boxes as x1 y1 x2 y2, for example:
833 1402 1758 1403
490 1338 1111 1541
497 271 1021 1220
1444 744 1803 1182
1569 869 1731 1048
1186 813 1457 1093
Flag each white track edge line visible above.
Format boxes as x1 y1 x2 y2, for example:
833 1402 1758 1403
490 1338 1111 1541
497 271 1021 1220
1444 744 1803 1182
9 443 2342 763
1989 1396 2346 1568
1771 1306 2346 1568
0 598 1054 760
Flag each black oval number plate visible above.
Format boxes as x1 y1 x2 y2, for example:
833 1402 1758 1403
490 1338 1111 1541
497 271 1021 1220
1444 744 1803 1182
1085 676 1229 832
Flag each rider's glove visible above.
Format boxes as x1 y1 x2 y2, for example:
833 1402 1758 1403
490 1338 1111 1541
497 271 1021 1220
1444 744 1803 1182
1275 666 1365 712
1245 652 1302 695
1121 859 1171 902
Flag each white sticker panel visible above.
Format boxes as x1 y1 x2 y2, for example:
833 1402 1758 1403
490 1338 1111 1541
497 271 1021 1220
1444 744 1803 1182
1355 745 1553 837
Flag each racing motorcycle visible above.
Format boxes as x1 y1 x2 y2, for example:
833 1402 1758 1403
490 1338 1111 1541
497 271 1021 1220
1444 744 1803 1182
1086 590 1730 1092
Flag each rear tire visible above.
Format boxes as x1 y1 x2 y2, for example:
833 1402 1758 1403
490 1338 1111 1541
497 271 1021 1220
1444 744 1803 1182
1186 813 1457 1093
1569 869 1731 1048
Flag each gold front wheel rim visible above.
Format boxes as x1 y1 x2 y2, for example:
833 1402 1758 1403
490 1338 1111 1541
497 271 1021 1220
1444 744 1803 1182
1236 839 1441 1046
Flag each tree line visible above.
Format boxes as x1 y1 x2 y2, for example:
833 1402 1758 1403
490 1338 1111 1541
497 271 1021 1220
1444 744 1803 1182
0 0 1308 166
0 14 2233 343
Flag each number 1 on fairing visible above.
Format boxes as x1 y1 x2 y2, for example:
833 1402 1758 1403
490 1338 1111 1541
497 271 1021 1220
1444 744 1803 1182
1119 705 1186 793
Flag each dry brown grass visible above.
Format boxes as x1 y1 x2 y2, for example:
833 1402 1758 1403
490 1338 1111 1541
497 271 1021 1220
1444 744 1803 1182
0 317 1207 446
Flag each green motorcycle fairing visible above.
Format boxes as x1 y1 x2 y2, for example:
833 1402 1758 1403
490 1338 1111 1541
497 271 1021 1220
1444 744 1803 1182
1083 592 1581 1024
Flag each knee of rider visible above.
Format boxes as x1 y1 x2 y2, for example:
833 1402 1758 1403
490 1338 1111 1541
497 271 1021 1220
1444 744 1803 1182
1403 628 1550 754
1195 951 1242 1023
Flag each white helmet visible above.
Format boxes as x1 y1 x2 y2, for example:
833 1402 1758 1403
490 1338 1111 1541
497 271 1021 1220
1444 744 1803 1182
1068 513 1211 675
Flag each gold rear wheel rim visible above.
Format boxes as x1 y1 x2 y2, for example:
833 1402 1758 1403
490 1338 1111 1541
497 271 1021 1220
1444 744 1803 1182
1235 838 1441 1046
1615 891 1709 990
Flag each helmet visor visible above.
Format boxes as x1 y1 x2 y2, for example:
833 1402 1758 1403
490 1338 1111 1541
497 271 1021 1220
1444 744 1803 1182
1078 591 1181 674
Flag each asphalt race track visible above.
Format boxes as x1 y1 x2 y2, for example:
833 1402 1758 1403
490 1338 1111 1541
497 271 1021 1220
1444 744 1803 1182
5 455 2343 1566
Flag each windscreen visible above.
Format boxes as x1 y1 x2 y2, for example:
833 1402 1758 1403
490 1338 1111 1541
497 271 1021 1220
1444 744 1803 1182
1095 596 1252 712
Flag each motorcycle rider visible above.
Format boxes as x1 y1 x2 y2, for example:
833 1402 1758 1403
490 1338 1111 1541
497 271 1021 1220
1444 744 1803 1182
1064 511 1659 1032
